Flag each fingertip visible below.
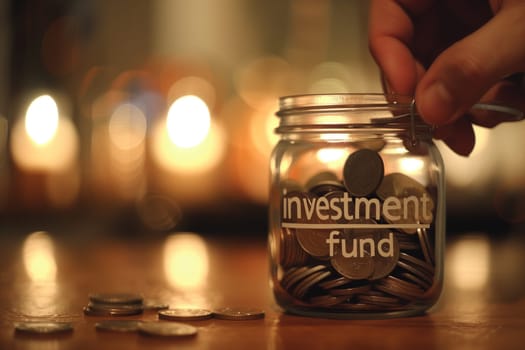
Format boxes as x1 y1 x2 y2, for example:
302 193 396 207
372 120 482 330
434 118 476 157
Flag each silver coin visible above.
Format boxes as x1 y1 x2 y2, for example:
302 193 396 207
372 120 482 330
95 320 142 332
343 149 384 197
83 306 143 317
14 322 73 334
158 308 213 321
138 321 197 337
89 293 143 305
213 307 265 321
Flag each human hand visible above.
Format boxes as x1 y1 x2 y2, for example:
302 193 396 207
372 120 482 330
369 0 525 156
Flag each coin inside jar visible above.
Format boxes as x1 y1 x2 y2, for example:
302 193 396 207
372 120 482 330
343 148 384 197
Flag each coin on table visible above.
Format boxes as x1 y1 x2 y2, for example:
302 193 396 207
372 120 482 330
213 307 265 320
83 305 143 317
158 308 213 321
343 148 384 197
95 320 142 332
138 321 197 337
89 293 143 305
14 322 74 334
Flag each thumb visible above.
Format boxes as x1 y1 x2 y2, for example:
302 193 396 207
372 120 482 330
415 5 525 126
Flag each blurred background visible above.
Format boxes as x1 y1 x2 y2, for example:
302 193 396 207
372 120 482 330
0 0 524 239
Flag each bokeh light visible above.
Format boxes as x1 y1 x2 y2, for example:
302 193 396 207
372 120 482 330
166 95 211 148
24 95 59 146
23 231 57 282
163 232 209 290
11 94 79 172
109 103 148 150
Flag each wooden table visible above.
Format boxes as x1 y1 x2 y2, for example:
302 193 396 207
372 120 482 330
1 229 524 349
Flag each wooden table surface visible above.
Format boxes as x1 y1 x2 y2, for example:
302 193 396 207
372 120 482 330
1 229 524 349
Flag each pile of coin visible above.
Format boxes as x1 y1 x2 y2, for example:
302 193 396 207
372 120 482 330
273 148 439 312
83 293 144 316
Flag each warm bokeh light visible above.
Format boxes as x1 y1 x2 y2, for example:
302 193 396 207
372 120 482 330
448 235 490 292
399 157 424 174
152 116 225 174
166 95 211 148
109 103 147 150
11 97 79 172
316 148 346 165
22 231 57 282
163 233 209 290
24 95 59 146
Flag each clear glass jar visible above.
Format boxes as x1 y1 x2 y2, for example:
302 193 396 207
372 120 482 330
268 93 445 319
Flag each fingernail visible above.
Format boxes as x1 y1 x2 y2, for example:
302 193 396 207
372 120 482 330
419 81 458 125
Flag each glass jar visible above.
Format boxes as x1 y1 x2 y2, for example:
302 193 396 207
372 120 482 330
268 93 445 319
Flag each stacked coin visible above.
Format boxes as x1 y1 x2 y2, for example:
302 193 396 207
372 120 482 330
273 148 438 312
83 293 144 316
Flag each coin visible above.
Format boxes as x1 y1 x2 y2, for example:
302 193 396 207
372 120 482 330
292 270 331 299
330 230 375 280
14 322 73 334
158 309 213 321
213 307 265 320
343 149 384 197
318 276 353 290
370 231 400 280
399 252 434 274
295 228 332 259
309 294 347 307
376 173 434 234
282 265 326 290
417 228 434 264
138 321 197 337
305 171 340 192
95 320 142 332
89 293 143 305
329 283 371 297
83 305 143 317
280 227 309 268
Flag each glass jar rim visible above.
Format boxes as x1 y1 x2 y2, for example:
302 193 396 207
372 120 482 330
277 93 413 116
274 93 427 135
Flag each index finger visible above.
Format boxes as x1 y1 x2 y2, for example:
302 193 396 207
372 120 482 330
368 0 433 95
